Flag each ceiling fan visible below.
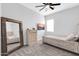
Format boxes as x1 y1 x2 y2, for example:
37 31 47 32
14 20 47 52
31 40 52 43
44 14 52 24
35 3 61 11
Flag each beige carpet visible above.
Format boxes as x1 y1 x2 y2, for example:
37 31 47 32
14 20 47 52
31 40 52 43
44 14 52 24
9 40 78 56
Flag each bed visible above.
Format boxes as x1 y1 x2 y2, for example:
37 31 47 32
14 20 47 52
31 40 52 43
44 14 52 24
43 34 79 54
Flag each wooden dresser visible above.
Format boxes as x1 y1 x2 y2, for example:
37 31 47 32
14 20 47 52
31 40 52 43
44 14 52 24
26 29 37 46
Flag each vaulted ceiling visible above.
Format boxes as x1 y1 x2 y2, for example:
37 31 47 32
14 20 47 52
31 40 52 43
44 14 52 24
20 3 79 16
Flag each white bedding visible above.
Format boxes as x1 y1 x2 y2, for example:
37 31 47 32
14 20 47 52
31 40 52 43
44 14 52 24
44 35 67 40
44 33 78 41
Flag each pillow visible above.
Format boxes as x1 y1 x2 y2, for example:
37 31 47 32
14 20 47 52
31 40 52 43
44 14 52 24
67 33 79 41
76 38 79 42
66 34 76 41
74 34 79 42
66 34 74 39
75 34 79 37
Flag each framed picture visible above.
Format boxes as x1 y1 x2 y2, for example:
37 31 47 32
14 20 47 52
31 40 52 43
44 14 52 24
37 23 45 30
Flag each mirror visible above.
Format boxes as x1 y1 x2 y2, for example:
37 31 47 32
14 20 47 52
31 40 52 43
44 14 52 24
6 22 20 52
1 17 24 56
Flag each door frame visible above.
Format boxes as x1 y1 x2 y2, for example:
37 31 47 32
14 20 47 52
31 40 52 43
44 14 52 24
1 17 24 56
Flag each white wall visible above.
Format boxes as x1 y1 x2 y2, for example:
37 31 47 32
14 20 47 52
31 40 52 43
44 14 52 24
1 3 45 45
45 5 79 37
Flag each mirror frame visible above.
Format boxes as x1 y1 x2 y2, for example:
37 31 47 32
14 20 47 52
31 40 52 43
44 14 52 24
1 17 24 56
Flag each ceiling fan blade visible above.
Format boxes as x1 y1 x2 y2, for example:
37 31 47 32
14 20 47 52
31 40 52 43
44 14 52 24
43 3 48 5
50 6 54 10
39 5 46 11
51 3 61 6
35 5 45 7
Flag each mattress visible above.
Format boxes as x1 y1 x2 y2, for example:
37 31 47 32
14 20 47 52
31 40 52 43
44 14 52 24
44 35 68 40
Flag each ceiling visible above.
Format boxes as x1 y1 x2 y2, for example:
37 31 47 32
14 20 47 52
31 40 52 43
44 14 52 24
20 3 79 16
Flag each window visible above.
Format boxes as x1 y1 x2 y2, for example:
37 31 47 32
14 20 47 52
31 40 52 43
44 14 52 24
46 19 54 32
